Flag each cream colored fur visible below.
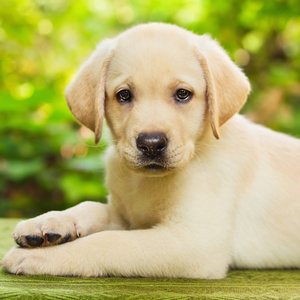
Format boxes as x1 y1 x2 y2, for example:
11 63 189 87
2 23 300 278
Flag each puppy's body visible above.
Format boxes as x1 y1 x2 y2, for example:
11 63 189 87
107 114 300 271
2 23 300 278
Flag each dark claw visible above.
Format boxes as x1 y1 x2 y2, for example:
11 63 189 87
25 235 44 247
15 237 26 248
59 233 71 244
46 233 61 243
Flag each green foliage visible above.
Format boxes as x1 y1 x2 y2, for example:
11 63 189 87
0 0 299 217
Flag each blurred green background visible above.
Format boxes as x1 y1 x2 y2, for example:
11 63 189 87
0 0 299 218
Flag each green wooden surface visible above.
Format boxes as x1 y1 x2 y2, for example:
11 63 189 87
1 218 300 299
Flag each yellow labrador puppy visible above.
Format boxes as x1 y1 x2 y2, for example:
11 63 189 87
2 23 300 278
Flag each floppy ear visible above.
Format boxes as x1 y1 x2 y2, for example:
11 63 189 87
194 35 251 139
65 39 115 144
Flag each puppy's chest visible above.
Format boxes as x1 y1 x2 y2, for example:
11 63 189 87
111 179 171 229
126 196 161 229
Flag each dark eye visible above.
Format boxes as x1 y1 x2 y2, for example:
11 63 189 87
175 89 192 102
116 89 132 103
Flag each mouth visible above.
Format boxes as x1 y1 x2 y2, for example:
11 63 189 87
144 163 166 170
122 149 177 175
126 159 178 176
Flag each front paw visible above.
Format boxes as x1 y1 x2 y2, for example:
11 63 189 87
1 240 104 277
13 211 80 248
1 247 45 275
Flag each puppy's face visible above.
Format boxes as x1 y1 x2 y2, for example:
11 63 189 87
105 32 207 175
65 23 250 177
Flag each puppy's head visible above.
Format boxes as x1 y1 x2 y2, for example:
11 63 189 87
65 23 250 176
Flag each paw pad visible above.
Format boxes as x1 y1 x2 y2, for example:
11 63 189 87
59 233 71 244
46 233 61 243
25 235 44 247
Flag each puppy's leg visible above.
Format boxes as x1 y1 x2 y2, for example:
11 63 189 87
2 226 229 279
13 201 122 248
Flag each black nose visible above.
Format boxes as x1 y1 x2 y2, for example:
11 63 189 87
136 132 168 158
